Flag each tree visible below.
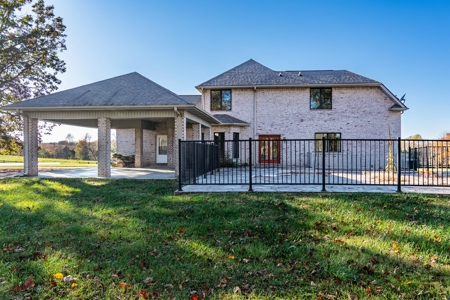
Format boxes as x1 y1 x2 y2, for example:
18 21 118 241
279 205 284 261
65 133 75 145
74 139 90 160
0 0 66 153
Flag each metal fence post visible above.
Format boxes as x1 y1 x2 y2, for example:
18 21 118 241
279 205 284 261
397 137 402 193
322 136 326 192
193 142 198 184
178 139 183 191
248 138 253 192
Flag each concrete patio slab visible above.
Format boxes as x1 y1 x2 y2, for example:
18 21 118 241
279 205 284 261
35 166 175 179
176 184 450 195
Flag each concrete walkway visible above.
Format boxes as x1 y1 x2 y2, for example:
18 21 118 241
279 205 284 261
0 166 175 180
177 184 450 194
36 166 175 179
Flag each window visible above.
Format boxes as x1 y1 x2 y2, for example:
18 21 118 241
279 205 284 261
310 88 332 109
233 133 239 158
315 133 341 152
211 90 232 110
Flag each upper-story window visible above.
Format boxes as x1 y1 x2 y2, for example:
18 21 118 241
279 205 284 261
211 90 232 111
310 88 332 109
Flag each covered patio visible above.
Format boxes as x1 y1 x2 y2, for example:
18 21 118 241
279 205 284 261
2 72 219 178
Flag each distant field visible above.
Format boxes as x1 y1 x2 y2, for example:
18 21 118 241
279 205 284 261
0 155 97 168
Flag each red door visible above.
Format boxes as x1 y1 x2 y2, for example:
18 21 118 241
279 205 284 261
259 135 281 163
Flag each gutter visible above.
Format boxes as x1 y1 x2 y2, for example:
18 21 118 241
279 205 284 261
1 104 198 112
211 123 250 127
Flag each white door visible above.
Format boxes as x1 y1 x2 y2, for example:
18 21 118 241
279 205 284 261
156 135 168 163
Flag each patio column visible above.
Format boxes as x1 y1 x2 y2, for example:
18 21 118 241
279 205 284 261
173 112 186 177
135 128 143 168
192 124 201 141
98 117 111 177
23 115 38 176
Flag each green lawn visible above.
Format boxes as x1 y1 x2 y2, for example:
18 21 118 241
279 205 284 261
0 179 449 299
0 155 97 168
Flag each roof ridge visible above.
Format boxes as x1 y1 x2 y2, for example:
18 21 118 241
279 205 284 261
196 59 274 88
19 72 140 102
133 73 192 105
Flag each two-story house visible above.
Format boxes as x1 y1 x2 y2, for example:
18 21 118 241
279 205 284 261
2 59 407 177
117 59 407 165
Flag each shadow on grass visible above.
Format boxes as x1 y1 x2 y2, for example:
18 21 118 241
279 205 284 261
0 178 449 299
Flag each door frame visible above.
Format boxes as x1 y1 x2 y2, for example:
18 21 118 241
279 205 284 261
258 135 281 164
156 135 168 164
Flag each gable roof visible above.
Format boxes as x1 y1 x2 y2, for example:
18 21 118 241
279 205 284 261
196 59 379 88
179 95 201 106
213 114 249 126
196 59 408 111
3 72 193 109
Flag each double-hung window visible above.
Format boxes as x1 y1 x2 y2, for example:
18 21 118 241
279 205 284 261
211 90 232 111
315 133 341 152
310 88 332 109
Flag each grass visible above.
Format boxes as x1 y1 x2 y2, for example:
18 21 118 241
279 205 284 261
0 179 449 299
0 155 97 168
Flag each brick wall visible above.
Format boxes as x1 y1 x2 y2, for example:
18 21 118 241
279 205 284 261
116 122 169 166
202 86 402 140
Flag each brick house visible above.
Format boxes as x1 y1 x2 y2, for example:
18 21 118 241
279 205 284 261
2 59 408 177
118 59 407 165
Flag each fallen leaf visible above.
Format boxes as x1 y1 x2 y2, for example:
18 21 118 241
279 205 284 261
178 227 185 233
190 292 199 300
14 247 25 253
54 273 64 280
139 289 149 299
242 258 250 263
63 275 77 282
233 286 241 294
71 283 78 288
164 283 174 290
119 282 131 288
23 277 35 290
143 277 154 284
228 255 235 260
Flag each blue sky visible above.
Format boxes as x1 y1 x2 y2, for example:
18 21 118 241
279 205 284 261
40 0 450 142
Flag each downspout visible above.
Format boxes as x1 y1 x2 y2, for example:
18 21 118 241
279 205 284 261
253 87 257 139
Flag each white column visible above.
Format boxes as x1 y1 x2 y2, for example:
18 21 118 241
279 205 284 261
173 113 186 177
23 115 38 176
98 118 111 177
135 128 143 168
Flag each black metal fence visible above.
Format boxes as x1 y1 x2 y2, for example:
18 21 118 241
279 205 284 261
179 138 450 191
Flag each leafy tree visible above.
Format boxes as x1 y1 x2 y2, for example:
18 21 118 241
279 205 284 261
74 139 90 160
84 133 98 161
0 0 66 153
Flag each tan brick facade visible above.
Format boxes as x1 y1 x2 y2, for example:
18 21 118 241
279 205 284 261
202 86 401 140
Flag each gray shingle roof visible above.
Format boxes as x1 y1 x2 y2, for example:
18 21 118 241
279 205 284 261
196 59 379 88
4 72 192 108
179 95 201 105
213 114 249 125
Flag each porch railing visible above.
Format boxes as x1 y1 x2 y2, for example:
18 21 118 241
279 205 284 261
179 138 450 191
